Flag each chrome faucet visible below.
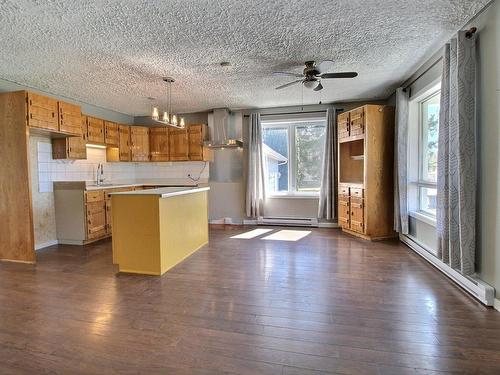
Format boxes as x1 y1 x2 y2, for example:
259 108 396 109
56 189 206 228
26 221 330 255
96 163 105 186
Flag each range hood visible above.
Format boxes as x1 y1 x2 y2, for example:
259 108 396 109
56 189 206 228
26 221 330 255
204 108 243 149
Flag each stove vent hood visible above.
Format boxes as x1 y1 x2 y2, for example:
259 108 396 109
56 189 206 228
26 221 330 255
205 108 243 149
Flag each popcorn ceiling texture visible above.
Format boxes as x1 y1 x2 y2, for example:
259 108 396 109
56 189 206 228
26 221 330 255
0 0 489 115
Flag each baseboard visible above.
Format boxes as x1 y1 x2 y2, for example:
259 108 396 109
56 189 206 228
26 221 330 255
35 240 58 250
318 222 340 228
209 218 244 225
400 234 495 306
494 298 500 312
243 219 258 225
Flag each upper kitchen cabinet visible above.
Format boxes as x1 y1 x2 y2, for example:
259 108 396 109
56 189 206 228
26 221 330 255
52 114 87 160
27 91 59 131
118 125 131 161
169 127 189 161
86 116 105 144
188 124 212 161
130 126 149 162
105 121 119 146
149 127 169 162
58 101 82 136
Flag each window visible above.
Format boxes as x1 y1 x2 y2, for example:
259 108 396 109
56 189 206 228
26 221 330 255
408 83 440 219
262 118 326 196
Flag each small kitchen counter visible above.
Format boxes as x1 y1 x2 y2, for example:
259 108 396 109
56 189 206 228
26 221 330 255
111 186 210 276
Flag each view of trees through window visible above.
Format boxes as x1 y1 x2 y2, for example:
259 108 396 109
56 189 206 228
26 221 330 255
262 120 326 195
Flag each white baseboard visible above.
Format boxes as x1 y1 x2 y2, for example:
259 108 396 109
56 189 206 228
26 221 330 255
35 240 58 250
400 234 495 306
243 219 258 225
318 222 340 228
494 298 500 312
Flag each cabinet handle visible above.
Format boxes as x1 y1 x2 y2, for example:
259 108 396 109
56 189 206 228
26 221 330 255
52 112 55 118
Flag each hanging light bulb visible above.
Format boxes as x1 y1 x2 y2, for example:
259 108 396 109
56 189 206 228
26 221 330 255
152 107 159 121
180 117 185 128
172 114 178 126
162 111 169 123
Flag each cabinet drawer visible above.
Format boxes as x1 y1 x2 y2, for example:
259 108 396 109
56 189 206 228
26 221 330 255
350 188 364 198
339 185 350 196
350 220 364 233
85 190 104 203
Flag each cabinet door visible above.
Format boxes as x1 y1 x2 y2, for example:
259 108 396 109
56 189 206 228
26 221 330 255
105 199 112 234
169 128 189 161
52 117 87 160
81 115 88 142
349 196 365 233
58 101 82 135
67 136 87 159
350 107 365 137
119 125 131 161
149 127 169 161
86 201 106 239
87 116 105 143
131 126 150 162
188 124 206 161
337 112 350 139
104 121 119 146
27 92 58 130
338 196 350 229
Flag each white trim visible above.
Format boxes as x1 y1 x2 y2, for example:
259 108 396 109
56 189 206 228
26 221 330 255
494 298 500 313
318 221 339 228
35 240 58 250
243 219 258 225
409 210 437 227
209 218 243 225
266 194 319 199
258 216 318 227
400 234 495 306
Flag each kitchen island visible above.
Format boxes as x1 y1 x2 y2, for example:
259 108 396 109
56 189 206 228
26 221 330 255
111 186 210 275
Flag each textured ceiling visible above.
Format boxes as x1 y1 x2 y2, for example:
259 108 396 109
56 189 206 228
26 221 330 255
0 0 489 115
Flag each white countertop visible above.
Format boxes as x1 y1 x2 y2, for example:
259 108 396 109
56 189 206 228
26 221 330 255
110 186 210 198
54 179 203 191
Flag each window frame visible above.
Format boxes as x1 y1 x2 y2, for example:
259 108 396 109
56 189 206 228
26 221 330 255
261 117 326 198
408 81 441 223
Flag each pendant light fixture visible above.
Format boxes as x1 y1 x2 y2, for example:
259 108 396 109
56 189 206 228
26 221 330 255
151 77 185 128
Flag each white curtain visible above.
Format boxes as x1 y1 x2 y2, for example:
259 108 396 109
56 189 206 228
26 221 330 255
437 31 477 275
318 107 337 220
246 113 265 218
394 88 410 234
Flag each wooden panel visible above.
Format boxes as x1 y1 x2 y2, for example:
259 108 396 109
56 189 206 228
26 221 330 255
52 115 87 160
104 121 119 146
86 116 105 144
350 106 365 137
169 128 189 161
338 196 350 229
58 101 82 135
131 126 150 162
86 201 106 239
337 111 350 139
85 190 104 203
188 124 206 161
81 115 88 142
0 91 35 263
27 91 58 131
149 127 169 162
118 125 131 161
349 197 364 233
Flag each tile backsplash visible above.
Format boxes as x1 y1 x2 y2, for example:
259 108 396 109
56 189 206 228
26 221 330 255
36 141 209 193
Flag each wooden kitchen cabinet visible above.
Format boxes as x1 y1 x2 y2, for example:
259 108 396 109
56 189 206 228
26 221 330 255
52 114 87 160
86 200 107 240
149 127 169 162
130 126 150 162
119 125 131 161
169 128 189 161
105 121 119 146
86 116 105 144
188 124 212 161
58 101 82 135
27 91 59 131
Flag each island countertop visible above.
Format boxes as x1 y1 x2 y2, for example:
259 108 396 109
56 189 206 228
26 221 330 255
110 186 209 198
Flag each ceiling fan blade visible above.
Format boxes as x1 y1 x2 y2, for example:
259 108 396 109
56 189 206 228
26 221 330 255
272 71 304 78
320 72 358 79
317 60 334 74
275 80 303 90
313 82 323 91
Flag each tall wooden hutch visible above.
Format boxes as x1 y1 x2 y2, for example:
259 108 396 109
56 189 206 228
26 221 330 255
337 104 395 240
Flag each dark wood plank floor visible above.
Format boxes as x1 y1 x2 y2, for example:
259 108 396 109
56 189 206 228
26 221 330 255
1 226 499 374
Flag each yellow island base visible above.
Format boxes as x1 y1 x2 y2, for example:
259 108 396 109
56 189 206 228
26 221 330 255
111 186 209 275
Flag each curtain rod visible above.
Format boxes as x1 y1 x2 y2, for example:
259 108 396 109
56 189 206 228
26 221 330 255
402 26 477 92
243 109 342 118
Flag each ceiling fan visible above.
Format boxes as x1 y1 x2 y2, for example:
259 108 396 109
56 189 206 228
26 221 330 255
273 60 358 91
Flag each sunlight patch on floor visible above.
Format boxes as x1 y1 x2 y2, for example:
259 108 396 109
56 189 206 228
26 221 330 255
230 228 273 239
261 230 311 241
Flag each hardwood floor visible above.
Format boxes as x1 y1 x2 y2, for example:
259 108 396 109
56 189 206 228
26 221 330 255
1 226 499 374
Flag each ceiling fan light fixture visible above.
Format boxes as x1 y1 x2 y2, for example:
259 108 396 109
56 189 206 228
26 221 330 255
303 80 317 89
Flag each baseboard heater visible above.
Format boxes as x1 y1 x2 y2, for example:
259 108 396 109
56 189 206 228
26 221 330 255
400 234 494 306
258 216 318 227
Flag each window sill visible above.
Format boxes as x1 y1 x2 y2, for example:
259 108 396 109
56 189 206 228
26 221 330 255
266 194 319 200
409 211 436 227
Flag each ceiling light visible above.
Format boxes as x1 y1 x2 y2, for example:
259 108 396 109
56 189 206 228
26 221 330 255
303 80 317 89
151 77 185 129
